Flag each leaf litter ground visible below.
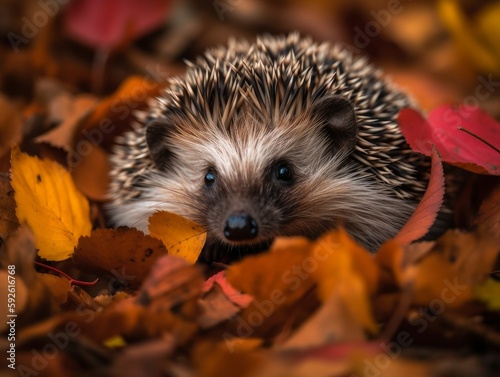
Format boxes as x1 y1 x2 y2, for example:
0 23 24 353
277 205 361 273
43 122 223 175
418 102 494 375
0 4 500 375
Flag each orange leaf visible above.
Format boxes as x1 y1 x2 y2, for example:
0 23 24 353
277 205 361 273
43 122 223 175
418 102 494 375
311 229 378 335
393 146 444 245
226 237 314 303
76 75 163 151
70 144 110 201
225 237 319 338
403 229 499 308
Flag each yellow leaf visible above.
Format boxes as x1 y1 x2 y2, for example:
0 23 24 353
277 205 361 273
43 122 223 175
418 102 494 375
438 0 500 74
10 146 91 261
148 211 206 264
476 2 500 64
475 279 500 311
103 335 127 348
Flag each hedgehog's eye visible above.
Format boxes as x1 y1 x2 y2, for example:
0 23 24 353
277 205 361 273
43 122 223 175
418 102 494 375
274 162 294 183
204 169 216 188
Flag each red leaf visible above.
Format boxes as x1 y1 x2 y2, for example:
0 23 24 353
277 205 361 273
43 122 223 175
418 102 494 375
398 105 500 175
64 0 172 49
393 146 445 245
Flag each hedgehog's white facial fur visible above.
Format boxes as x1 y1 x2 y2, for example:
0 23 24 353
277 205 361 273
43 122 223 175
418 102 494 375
107 33 427 255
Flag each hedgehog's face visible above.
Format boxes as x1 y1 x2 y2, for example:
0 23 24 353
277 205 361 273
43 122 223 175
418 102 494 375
145 95 361 252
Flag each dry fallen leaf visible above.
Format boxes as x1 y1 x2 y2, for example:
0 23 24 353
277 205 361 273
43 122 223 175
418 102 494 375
37 273 72 307
73 227 169 290
0 226 60 329
64 0 172 50
474 183 500 241
138 254 204 315
70 144 110 201
77 75 164 150
279 291 367 350
310 229 379 335
199 272 253 329
203 271 253 308
149 211 206 264
193 340 266 377
73 255 202 343
225 237 320 339
35 93 97 150
376 239 434 294
108 336 177 377
10 146 92 261
0 94 22 160
0 270 28 332
475 278 500 311
401 229 499 308
198 283 242 329
398 106 500 175
2 3 500 375
393 146 445 245
439 0 500 75
0 173 19 240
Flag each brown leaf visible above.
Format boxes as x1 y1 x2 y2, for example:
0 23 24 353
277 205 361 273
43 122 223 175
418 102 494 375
110 336 177 377
198 283 242 329
71 255 202 343
0 94 22 159
1 226 59 328
0 270 28 332
279 291 366 350
76 75 164 151
0 173 19 240
138 254 204 316
73 227 169 290
35 93 97 150
475 183 500 241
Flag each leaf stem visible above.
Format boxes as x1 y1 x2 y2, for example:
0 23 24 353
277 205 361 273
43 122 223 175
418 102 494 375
34 261 99 286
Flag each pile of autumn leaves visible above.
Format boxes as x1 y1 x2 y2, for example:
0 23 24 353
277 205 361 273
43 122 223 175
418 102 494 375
0 80 499 376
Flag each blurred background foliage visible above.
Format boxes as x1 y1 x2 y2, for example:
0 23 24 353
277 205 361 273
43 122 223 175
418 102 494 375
0 0 499 116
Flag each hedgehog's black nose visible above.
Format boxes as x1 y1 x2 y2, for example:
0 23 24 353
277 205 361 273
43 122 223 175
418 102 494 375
224 212 258 241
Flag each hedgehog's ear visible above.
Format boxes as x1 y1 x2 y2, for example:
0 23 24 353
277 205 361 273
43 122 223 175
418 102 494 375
312 95 358 152
146 118 175 171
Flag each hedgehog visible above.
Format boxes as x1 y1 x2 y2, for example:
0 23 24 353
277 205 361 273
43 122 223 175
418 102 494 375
107 33 433 262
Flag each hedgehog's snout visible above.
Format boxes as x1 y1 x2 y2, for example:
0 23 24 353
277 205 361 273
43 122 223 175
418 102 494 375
223 211 259 242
